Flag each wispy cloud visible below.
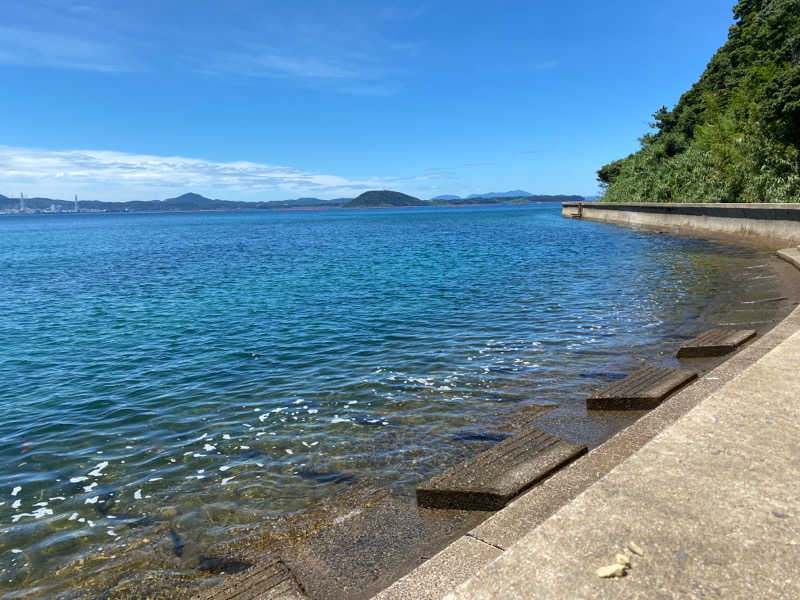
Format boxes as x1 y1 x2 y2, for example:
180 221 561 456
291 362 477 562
0 145 389 199
0 25 127 72
0 2 424 95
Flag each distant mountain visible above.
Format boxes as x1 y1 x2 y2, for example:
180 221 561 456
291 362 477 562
345 190 427 208
260 197 347 208
2 190 586 214
431 194 584 205
0 192 349 213
466 190 533 199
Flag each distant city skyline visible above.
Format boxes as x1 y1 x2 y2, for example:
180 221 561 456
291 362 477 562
1 0 736 202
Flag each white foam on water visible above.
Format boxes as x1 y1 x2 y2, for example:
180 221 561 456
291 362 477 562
221 477 235 485
49 496 66 501
223 434 231 440
88 461 109 477
83 483 97 493
133 490 142 500
148 477 163 482
203 444 216 452
85 497 99 504
285 449 293 455
331 415 350 423
219 465 231 471
11 500 21 509
239 445 250 450
11 487 21 497
68 513 78 521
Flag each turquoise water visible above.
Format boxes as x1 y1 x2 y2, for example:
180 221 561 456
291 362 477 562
0 205 778 596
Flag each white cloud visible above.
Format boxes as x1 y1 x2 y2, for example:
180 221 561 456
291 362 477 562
0 146 387 200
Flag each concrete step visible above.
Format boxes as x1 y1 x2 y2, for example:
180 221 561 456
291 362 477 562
587 365 697 410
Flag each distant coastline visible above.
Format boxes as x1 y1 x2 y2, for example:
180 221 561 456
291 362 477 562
0 190 586 215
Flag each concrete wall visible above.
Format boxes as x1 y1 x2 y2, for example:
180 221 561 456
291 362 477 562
562 202 800 248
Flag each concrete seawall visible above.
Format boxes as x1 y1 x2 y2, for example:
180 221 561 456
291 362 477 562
562 202 800 248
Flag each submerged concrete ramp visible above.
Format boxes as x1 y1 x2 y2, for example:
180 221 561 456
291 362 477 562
191 556 307 600
445 327 800 599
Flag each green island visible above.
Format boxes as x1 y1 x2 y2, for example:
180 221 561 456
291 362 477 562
598 0 800 203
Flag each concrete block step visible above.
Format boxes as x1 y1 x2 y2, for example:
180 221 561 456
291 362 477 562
676 328 756 358
416 428 586 511
587 365 697 410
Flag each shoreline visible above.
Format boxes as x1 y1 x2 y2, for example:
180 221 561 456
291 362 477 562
369 205 800 599
562 201 800 249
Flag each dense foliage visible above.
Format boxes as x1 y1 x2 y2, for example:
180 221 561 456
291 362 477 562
599 0 800 203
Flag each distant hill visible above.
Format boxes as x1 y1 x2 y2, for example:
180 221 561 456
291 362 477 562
345 190 427 208
0 192 350 213
466 190 532 199
1 190 585 213
432 194 584 205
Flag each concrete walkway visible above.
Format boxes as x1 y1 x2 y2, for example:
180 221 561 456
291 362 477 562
372 249 800 600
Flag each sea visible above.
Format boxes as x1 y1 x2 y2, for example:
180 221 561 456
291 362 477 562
0 204 787 597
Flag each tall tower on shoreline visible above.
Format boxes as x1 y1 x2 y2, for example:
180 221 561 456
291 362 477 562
74 194 79 213
19 193 25 212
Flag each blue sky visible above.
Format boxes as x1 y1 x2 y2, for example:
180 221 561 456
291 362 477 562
1 0 736 202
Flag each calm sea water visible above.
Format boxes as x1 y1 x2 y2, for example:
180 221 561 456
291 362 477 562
0 205 781 597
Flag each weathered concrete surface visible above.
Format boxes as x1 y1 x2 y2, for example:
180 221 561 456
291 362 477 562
371 536 502 600
562 202 800 248
416 429 586 511
676 328 756 358
445 323 800 599
371 253 800 600
586 366 697 410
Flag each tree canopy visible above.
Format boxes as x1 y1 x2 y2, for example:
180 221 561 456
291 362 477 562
599 0 800 203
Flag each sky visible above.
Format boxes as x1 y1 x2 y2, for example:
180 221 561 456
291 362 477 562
1 0 738 202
